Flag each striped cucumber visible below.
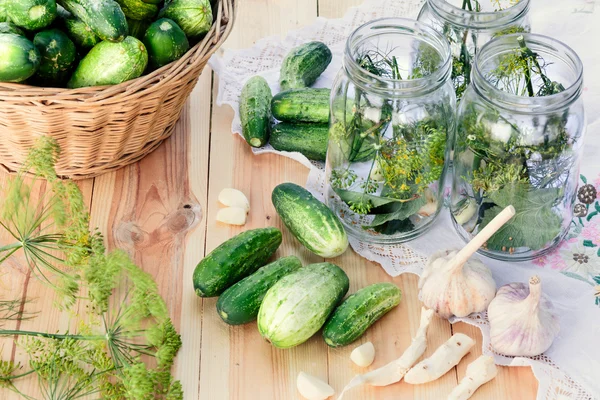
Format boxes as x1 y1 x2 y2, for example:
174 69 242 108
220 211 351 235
193 227 282 297
0 33 40 83
271 88 330 123
270 123 328 161
216 256 302 325
279 41 332 90
323 283 402 347
258 262 349 349
5 0 57 31
272 182 348 258
239 75 272 148
58 0 128 42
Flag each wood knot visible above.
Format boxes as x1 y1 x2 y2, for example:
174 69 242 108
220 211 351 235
166 203 201 233
116 222 147 246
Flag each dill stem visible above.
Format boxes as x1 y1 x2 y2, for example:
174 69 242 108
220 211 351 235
517 36 536 97
0 369 36 381
0 330 105 341
0 243 23 252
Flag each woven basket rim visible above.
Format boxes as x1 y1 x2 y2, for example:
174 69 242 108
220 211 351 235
0 0 235 105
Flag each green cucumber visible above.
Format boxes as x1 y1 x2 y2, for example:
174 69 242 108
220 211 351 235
142 0 161 4
127 18 149 40
33 29 76 85
280 41 332 90
160 0 213 38
6 0 57 31
0 22 24 35
272 182 348 258
323 283 402 347
271 122 328 161
143 18 189 69
68 36 147 88
216 256 302 325
271 88 330 123
193 227 282 297
58 0 127 42
258 262 349 349
115 0 158 21
0 2 8 23
56 5 99 50
0 33 40 82
239 75 272 148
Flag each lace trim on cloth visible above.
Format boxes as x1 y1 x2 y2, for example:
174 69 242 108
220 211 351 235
208 0 598 398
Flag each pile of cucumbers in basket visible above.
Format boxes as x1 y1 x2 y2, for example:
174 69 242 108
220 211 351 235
239 41 333 160
0 0 213 87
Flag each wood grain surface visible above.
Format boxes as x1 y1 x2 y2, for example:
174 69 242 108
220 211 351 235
0 0 538 399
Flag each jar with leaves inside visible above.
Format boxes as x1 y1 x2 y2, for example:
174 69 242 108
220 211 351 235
326 18 455 244
451 33 585 260
417 0 531 99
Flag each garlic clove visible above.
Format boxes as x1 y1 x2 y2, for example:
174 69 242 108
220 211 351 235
488 275 560 357
350 342 375 367
218 188 250 212
216 207 247 226
297 371 335 400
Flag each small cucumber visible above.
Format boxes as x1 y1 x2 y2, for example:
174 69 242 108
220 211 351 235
271 88 330 123
58 0 127 42
160 0 213 38
216 256 302 325
323 283 402 347
68 36 148 88
272 183 348 258
258 262 349 349
115 0 158 21
193 227 282 297
5 0 57 31
127 18 150 40
33 28 77 85
280 41 332 90
143 18 189 69
0 33 40 83
239 75 272 148
271 122 328 161
56 6 100 51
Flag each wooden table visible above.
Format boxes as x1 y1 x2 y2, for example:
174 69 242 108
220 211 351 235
0 1 539 399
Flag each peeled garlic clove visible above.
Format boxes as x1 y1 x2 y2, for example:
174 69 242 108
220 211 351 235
218 188 250 212
297 371 335 400
488 275 560 357
216 207 247 226
418 250 496 319
350 342 375 367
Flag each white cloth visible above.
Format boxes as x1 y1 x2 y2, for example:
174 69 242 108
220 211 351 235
209 1 600 398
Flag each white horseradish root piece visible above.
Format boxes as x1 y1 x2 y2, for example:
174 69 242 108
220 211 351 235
297 371 335 400
337 307 435 400
447 355 498 400
404 333 475 384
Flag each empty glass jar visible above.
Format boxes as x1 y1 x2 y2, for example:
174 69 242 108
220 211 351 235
451 33 585 260
326 18 455 244
418 0 531 98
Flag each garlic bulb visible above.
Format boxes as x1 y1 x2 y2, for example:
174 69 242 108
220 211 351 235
418 250 496 319
487 275 560 357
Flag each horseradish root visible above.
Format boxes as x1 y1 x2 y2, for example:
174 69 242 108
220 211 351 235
404 333 475 384
337 307 435 399
216 207 247 225
350 342 375 367
419 206 515 318
448 355 497 400
297 372 335 400
218 188 250 212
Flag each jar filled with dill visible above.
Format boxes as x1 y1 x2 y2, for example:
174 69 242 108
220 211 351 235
417 0 531 99
326 18 455 244
452 33 585 261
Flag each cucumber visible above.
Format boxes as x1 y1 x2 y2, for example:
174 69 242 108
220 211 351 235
0 2 7 23
271 122 328 161
0 33 40 82
58 0 127 42
272 88 330 123
33 29 76 85
142 0 161 3
0 22 24 35
67 36 147 88
160 0 213 38
115 0 158 21
216 256 302 325
56 5 99 50
239 75 272 148
323 283 402 347
143 18 189 69
127 18 150 40
280 41 332 90
272 182 348 258
5 0 57 31
193 227 282 297
258 262 349 349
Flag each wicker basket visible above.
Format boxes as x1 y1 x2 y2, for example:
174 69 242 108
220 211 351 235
0 0 235 179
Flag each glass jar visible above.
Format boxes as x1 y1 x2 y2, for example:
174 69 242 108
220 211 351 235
451 33 585 261
326 18 455 244
418 0 531 98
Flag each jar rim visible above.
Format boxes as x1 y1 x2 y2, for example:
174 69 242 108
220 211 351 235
343 18 452 96
472 33 583 113
427 0 530 29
